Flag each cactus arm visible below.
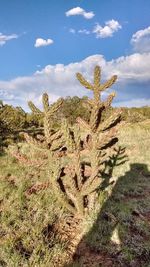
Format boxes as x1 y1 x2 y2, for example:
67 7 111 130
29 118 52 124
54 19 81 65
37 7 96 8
98 109 122 132
76 117 91 131
50 178 76 214
24 133 47 149
82 177 102 196
99 75 117 91
89 104 101 132
49 157 76 214
76 73 93 90
61 119 75 152
94 65 101 87
103 92 116 108
48 98 63 116
42 93 49 112
50 138 64 151
43 115 53 141
28 101 42 114
48 130 62 143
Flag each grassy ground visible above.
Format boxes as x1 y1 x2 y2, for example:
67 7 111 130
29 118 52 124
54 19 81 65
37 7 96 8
72 121 150 267
0 121 150 267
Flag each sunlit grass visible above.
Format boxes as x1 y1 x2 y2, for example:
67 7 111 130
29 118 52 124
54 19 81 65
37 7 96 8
0 121 150 266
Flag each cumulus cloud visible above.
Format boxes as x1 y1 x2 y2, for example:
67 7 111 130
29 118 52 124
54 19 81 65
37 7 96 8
0 33 18 46
34 38 54 48
66 7 94 19
131 26 150 52
114 98 150 107
78 29 90 35
0 53 150 109
69 19 121 37
93 19 122 38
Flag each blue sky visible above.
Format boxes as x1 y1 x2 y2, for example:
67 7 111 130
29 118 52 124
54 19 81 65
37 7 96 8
0 0 150 109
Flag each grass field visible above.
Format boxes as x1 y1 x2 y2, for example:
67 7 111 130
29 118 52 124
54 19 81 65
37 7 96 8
0 121 150 267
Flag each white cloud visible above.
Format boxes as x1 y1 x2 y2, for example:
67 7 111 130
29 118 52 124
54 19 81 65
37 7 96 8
131 26 150 52
0 33 18 46
34 38 54 48
69 28 90 35
69 28 76 34
78 29 90 35
93 19 122 38
0 53 150 109
114 98 150 107
107 53 150 82
66 7 94 19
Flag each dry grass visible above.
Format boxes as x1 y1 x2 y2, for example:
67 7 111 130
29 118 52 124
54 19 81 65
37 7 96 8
72 121 150 267
0 121 150 267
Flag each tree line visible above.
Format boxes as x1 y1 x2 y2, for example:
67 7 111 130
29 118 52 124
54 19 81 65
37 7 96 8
0 97 150 148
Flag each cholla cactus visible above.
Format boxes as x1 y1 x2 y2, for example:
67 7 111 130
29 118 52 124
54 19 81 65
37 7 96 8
45 66 123 265
25 93 63 151
23 67 123 266
50 66 122 214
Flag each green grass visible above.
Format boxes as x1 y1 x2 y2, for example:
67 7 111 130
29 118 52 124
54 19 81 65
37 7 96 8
0 121 150 267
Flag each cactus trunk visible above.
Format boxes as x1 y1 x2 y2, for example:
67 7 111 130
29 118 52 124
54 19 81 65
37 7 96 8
52 215 86 266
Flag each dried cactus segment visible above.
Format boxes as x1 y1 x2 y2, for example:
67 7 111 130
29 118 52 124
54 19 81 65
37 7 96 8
51 215 84 266
26 182 50 195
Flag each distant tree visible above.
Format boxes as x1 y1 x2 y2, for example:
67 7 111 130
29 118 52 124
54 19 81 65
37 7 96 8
121 107 149 123
57 96 90 124
0 104 27 130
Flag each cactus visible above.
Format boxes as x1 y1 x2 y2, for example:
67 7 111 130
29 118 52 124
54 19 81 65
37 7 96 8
50 66 122 215
41 66 123 266
24 67 123 266
26 93 63 151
